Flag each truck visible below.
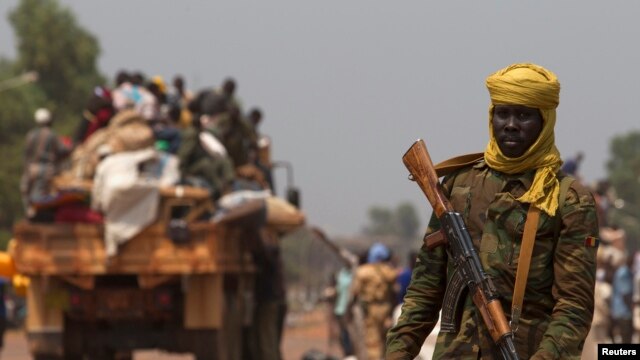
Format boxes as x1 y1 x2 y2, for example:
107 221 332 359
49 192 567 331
9 179 304 360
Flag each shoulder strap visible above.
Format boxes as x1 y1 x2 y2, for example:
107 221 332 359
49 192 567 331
510 205 540 333
510 175 575 332
434 152 484 178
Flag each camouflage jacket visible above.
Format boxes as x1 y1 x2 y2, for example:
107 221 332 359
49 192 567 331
386 161 598 360
352 262 398 304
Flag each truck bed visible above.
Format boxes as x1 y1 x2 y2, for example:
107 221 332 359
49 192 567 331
12 220 254 276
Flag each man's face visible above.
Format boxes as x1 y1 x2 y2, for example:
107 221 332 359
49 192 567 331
492 104 543 158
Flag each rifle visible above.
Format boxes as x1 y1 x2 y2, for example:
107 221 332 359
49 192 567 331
402 139 519 360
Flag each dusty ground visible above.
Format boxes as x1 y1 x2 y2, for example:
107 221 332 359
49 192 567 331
1 306 434 359
0 307 337 360
282 307 342 360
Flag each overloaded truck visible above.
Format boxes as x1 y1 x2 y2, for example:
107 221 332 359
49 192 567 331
10 177 304 359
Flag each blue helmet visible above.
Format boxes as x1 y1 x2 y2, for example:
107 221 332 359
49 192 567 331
367 243 390 263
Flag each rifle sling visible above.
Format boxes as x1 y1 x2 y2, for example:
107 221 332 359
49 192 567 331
510 205 539 333
421 152 484 248
434 152 485 178
510 176 574 333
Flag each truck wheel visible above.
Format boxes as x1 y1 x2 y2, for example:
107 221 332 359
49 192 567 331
191 329 219 360
63 316 84 360
114 351 133 360
33 355 63 360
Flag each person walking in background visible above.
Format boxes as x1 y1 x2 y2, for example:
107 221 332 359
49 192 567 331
633 251 640 343
352 243 397 360
334 264 355 358
611 252 634 343
395 251 417 305
582 249 614 359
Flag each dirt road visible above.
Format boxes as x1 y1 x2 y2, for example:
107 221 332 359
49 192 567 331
2 308 434 359
1 309 335 360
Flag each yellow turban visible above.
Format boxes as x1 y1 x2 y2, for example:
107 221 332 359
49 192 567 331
484 63 563 216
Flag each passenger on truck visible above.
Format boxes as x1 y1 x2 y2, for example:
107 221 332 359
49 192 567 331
20 108 72 221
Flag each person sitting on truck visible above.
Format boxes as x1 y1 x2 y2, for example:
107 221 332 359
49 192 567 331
177 105 235 200
74 86 115 145
20 108 72 220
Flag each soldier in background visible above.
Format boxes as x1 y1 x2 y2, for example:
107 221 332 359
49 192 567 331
351 243 397 360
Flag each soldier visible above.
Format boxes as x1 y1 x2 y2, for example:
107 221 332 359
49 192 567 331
219 106 255 168
352 243 397 360
176 109 235 200
387 63 599 359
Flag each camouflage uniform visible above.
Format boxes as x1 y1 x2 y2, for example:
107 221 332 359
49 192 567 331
177 126 235 198
386 160 598 360
216 114 255 168
352 262 397 360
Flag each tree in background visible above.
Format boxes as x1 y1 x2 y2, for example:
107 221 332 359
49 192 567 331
0 0 104 248
364 206 396 236
362 202 420 266
9 0 104 133
606 131 640 252
395 202 420 242
0 60 47 248
363 202 420 244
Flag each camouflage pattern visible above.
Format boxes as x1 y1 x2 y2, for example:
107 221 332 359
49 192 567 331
177 126 235 195
216 113 255 167
353 262 397 359
386 161 598 360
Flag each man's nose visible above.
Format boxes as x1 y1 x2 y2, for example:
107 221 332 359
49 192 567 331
504 116 519 131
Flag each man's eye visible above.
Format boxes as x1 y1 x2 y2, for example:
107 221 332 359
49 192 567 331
518 112 530 120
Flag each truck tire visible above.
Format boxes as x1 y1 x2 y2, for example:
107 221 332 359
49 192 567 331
63 316 84 360
114 351 133 360
84 349 132 360
33 355 62 360
191 329 220 360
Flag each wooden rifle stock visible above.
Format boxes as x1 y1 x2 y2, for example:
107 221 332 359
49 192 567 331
402 139 519 360
402 139 452 218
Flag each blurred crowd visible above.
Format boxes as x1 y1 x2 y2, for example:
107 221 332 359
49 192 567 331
319 242 416 360
588 226 637 341
562 154 640 352
21 70 274 223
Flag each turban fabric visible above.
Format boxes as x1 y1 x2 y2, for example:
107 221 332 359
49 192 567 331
484 63 563 216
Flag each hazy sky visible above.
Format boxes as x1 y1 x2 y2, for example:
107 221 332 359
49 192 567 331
2 1 639 236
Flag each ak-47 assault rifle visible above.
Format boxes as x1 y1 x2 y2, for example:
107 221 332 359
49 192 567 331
402 139 519 360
